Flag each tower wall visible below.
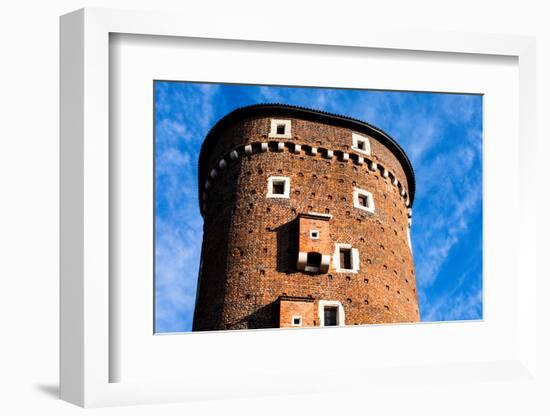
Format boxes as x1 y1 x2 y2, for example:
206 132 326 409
192 108 419 331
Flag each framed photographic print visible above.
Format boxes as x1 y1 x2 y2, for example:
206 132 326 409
60 8 538 408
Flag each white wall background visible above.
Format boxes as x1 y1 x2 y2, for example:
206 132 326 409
0 1 548 414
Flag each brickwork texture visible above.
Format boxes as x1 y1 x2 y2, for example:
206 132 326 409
192 105 420 331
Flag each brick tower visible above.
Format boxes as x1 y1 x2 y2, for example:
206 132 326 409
192 104 419 331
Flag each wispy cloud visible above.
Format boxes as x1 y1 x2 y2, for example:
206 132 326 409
441 93 479 125
155 218 202 331
257 86 285 102
154 82 483 331
413 173 482 288
154 81 216 332
421 262 483 322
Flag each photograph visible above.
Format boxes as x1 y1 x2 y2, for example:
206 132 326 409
154 81 483 333
0 0 542 412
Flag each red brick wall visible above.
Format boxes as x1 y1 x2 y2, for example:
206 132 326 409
279 298 315 328
192 116 419 331
298 216 331 255
207 117 411 196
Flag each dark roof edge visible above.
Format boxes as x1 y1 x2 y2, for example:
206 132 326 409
198 104 416 215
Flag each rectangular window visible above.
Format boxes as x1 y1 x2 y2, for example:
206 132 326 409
353 188 375 213
352 132 371 155
292 316 302 326
269 119 292 138
267 176 290 198
333 243 359 273
319 300 345 326
272 180 285 195
324 307 338 326
339 248 352 270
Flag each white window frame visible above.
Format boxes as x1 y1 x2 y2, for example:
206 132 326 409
269 119 292 138
318 300 346 327
333 243 360 273
351 132 371 155
267 176 291 199
353 187 375 214
310 229 320 239
291 315 302 326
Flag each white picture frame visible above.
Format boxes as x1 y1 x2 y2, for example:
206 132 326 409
60 7 538 408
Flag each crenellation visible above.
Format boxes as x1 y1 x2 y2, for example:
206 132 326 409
202 141 412 211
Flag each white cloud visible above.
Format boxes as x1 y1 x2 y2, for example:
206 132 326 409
155 218 203 332
257 86 284 102
156 119 191 144
413 168 481 288
156 148 191 173
410 150 481 290
154 82 223 331
153 83 483 330
441 94 479 125
421 272 482 322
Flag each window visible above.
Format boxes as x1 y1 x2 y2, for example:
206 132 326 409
269 119 292 138
306 252 322 271
267 176 290 198
318 300 345 326
339 248 352 270
272 181 285 195
353 188 375 213
324 307 338 326
310 229 320 239
291 315 302 326
351 132 371 155
333 243 360 273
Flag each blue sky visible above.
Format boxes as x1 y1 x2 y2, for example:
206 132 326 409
154 81 483 332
